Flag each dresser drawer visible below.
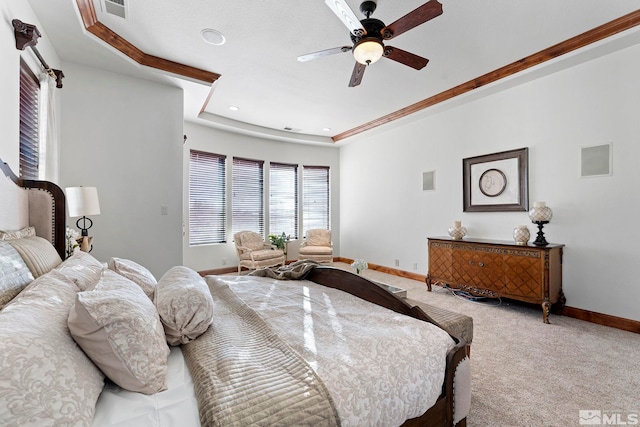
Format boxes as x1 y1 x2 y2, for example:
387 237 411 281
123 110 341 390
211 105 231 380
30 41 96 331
452 249 503 291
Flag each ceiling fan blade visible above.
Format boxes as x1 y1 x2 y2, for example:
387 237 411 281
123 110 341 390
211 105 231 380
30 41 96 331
383 0 443 40
325 0 366 36
383 46 429 70
348 62 366 87
297 46 352 62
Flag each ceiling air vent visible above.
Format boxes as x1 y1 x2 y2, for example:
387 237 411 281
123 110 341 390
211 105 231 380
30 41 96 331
283 127 302 133
101 0 127 19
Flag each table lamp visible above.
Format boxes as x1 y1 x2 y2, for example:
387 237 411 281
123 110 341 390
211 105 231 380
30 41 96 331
528 201 552 246
66 186 100 252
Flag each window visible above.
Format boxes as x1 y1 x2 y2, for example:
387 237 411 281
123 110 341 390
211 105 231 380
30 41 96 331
269 162 298 239
232 157 264 237
19 59 40 179
302 166 330 235
189 150 226 245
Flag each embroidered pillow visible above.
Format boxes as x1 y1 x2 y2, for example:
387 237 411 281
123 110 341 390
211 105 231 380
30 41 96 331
68 270 169 394
107 257 157 299
0 226 36 241
0 270 104 425
0 242 34 310
155 266 214 346
55 250 105 291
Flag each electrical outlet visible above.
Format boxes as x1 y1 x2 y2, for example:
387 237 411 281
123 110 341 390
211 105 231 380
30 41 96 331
221 258 227 266
394 259 400 267
413 263 418 270
160 205 168 215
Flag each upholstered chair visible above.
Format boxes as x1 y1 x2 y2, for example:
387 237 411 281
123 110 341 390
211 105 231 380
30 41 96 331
298 229 333 265
234 231 286 273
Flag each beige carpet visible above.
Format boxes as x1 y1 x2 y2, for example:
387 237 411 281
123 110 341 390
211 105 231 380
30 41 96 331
331 263 640 427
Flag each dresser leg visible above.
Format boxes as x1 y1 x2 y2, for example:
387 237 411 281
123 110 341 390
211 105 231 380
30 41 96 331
425 275 432 292
542 301 551 324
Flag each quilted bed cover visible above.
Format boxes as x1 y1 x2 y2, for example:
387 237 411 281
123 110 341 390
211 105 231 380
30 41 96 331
92 275 455 426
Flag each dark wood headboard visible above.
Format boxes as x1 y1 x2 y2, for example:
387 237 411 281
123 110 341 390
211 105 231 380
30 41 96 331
0 160 66 259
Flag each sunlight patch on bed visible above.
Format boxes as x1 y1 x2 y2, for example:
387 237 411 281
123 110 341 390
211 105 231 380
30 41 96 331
302 286 318 370
322 292 352 364
257 282 277 311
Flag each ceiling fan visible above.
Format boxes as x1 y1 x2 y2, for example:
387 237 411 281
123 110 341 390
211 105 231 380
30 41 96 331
298 0 443 87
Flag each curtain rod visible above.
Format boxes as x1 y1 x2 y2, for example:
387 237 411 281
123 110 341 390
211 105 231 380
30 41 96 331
12 19 64 88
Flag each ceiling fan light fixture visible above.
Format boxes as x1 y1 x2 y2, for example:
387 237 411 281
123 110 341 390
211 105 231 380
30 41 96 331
353 38 383 65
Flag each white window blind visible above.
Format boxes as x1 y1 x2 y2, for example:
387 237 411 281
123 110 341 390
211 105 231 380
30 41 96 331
269 162 298 239
302 165 330 235
19 59 40 179
189 150 226 245
232 157 264 237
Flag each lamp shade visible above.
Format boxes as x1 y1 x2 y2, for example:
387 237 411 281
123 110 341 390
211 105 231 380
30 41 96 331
528 201 552 222
66 187 101 218
353 38 384 65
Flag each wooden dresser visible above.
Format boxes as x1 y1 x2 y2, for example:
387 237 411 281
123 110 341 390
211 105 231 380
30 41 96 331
427 237 564 323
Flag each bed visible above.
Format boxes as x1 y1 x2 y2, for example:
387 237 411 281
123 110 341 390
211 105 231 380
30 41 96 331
0 159 470 427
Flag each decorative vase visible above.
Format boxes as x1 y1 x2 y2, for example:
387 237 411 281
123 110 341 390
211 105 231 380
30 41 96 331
448 221 467 240
513 225 530 245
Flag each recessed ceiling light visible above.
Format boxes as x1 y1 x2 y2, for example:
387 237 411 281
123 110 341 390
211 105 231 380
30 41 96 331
228 106 239 111
322 127 331 132
201 28 225 46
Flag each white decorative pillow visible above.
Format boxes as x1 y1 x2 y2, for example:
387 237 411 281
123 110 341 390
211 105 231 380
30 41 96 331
0 241 34 310
0 269 104 425
68 270 169 394
0 225 36 241
107 257 157 299
7 236 62 278
155 266 214 346
55 250 105 291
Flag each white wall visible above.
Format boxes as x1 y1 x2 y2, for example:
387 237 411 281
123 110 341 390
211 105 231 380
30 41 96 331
340 42 640 321
58 62 184 278
182 122 340 272
0 0 60 171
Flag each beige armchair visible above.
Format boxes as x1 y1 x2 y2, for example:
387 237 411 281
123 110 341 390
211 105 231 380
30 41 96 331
298 229 333 265
234 231 286 273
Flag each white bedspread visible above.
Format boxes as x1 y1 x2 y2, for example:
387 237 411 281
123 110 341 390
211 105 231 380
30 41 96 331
216 275 455 427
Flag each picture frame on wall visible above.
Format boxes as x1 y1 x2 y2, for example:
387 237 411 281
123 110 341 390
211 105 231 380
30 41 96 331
463 147 529 212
